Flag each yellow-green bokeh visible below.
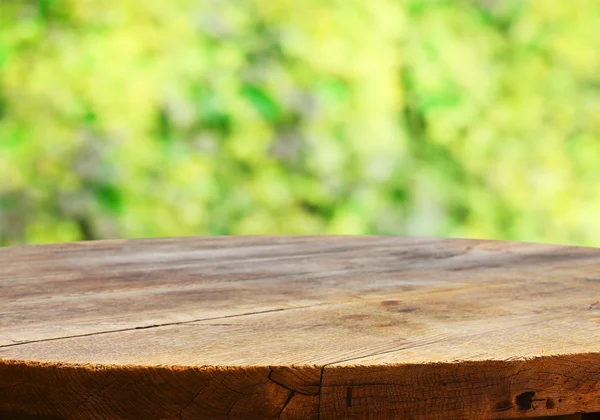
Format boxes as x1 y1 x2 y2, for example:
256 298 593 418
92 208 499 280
1 0 600 246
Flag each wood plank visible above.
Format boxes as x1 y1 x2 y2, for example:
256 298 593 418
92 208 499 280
2 236 600 418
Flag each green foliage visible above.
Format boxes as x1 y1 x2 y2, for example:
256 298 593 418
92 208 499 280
1 0 600 246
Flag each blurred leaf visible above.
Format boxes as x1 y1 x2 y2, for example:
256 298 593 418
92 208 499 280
241 84 282 122
91 184 122 215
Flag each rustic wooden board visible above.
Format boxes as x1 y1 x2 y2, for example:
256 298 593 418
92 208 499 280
1 236 600 419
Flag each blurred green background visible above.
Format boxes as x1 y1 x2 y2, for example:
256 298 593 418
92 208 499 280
1 0 600 246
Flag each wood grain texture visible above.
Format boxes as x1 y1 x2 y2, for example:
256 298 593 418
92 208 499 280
2 236 600 419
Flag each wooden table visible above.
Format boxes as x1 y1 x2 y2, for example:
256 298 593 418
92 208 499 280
1 236 600 419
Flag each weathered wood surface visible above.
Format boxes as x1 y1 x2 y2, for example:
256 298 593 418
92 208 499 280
2 236 600 419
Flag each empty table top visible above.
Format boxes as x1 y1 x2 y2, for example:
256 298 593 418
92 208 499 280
1 236 600 419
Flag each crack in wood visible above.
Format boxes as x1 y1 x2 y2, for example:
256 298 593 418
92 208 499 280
276 391 295 419
317 366 325 420
0 303 330 349
267 367 319 396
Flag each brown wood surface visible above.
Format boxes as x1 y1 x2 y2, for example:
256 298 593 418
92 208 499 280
1 236 600 419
